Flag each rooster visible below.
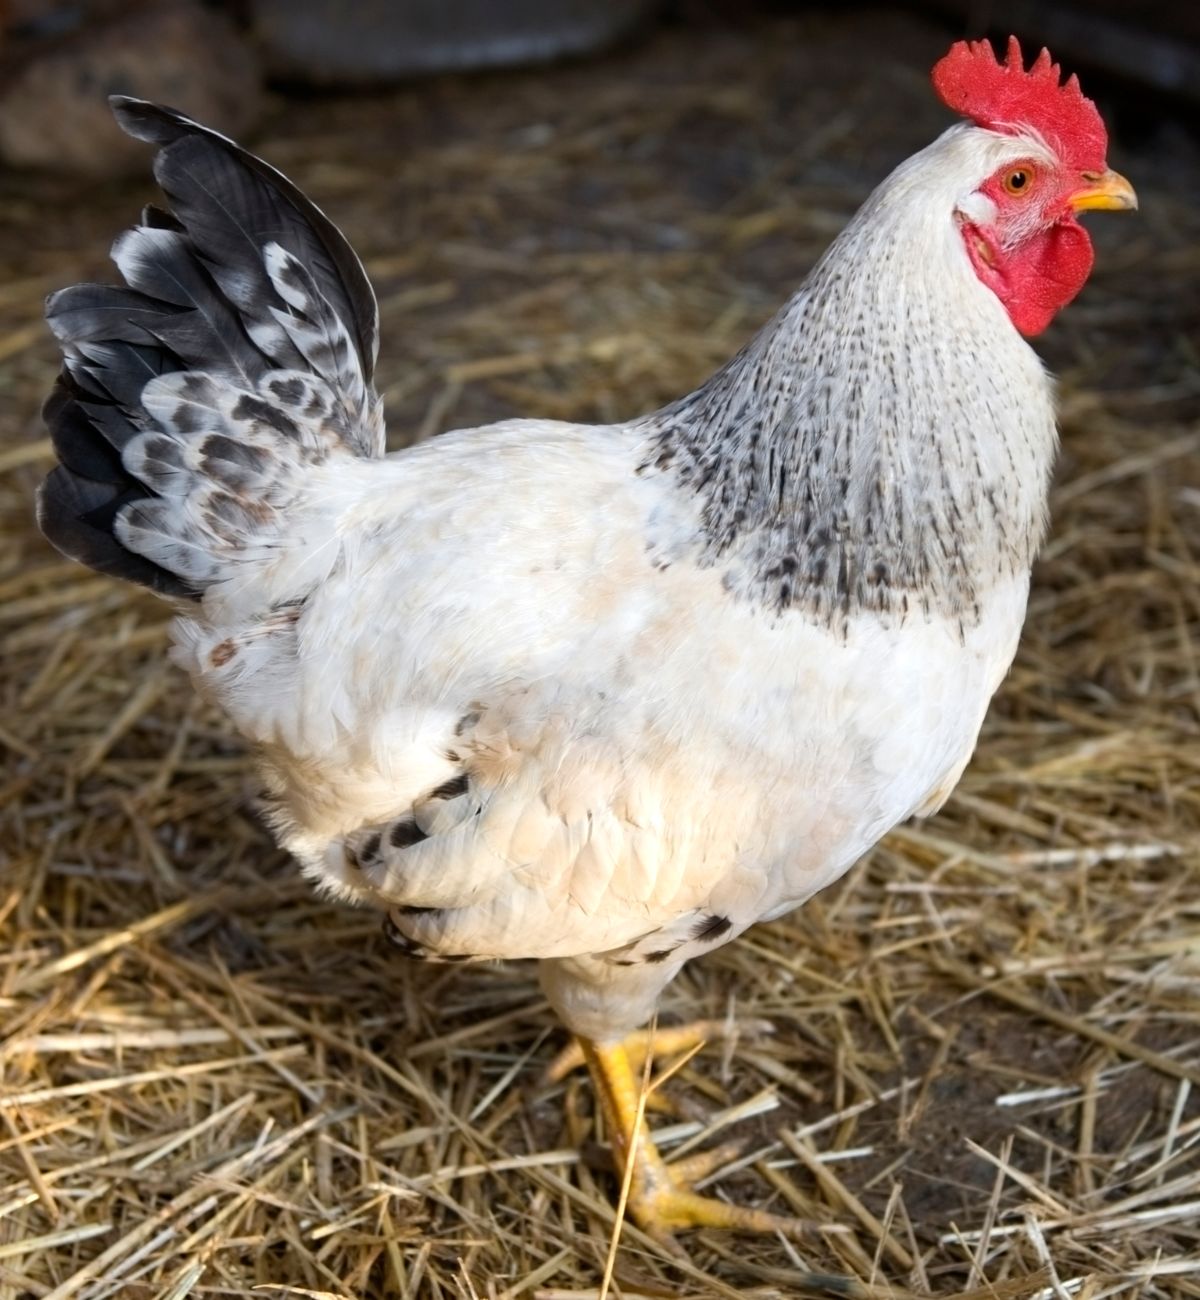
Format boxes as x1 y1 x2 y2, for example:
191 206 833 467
37 38 1135 1239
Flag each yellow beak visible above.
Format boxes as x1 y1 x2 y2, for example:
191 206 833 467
1070 169 1138 212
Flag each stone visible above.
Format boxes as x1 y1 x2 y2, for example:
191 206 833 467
0 0 262 174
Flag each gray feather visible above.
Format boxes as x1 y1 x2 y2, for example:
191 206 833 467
111 97 379 376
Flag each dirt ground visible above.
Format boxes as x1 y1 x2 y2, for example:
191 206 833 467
1 7 1198 1299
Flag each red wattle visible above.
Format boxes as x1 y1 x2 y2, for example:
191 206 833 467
973 217 1095 337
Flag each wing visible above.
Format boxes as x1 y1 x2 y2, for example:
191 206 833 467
321 682 772 966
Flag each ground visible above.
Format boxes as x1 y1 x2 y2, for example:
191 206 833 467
1 8 1199 1299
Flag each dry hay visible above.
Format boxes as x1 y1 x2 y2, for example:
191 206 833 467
1 10 1198 1299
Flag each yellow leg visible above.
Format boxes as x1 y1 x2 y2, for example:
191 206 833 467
544 1017 774 1083
579 1036 814 1241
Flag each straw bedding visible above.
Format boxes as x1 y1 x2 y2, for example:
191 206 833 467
1 9 1197 1298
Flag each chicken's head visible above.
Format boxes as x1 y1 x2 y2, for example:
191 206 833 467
932 36 1136 337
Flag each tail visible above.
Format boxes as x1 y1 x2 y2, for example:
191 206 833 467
37 97 383 601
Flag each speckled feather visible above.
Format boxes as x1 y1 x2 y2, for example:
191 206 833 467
40 101 1063 1042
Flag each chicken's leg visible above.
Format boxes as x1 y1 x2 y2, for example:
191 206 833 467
546 1018 774 1084
579 1036 812 1240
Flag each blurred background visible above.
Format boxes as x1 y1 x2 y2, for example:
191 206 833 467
2 0 1194 434
1 0 1198 172
1 3 1198 1298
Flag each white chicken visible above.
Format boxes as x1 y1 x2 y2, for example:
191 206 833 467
38 37 1135 1238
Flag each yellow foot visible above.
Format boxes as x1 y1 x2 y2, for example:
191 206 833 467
576 1035 814 1243
627 1156 810 1239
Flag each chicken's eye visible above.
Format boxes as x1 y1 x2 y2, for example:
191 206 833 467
1003 168 1033 196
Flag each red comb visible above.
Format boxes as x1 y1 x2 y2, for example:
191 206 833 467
931 36 1107 173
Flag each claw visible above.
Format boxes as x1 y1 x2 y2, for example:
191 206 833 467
667 1137 745 1185
635 1184 817 1242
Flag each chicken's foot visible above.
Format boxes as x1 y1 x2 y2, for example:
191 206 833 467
577 1035 815 1241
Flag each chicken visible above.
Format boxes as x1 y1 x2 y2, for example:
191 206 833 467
36 37 1135 1240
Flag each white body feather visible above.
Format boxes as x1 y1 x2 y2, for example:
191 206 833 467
173 413 1037 1038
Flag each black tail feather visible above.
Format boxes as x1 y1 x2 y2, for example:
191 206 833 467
37 97 382 601
38 469 196 598
112 97 378 379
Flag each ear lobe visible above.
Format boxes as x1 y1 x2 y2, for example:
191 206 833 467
957 190 998 226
